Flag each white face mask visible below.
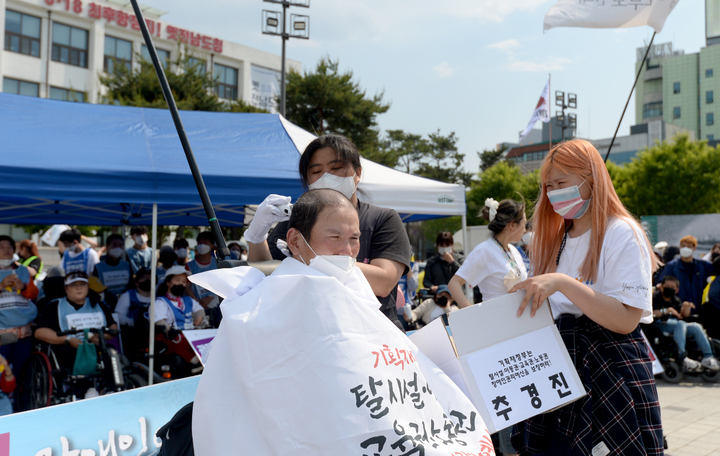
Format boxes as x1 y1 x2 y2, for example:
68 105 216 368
196 244 212 255
522 232 533 246
134 235 147 245
680 247 694 258
438 246 452 255
308 173 357 200
109 247 124 259
175 248 188 258
0 259 14 267
240 254 248 261
298 232 356 284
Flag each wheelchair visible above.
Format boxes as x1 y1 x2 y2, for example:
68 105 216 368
642 321 720 384
16 326 154 411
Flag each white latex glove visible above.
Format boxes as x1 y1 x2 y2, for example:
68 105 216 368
244 194 292 244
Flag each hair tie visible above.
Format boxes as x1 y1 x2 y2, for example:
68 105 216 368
276 239 291 257
485 198 499 222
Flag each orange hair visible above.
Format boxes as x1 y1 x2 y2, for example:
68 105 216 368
679 235 697 248
530 140 657 282
18 239 40 258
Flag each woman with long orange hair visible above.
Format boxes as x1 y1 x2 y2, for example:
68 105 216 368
509 140 663 455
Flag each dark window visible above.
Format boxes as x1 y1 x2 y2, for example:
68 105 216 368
104 36 132 73
188 57 206 74
52 23 88 68
141 45 170 67
708 134 715 141
673 107 681 119
214 63 238 100
707 69 714 78
49 87 85 102
643 102 663 118
708 112 715 126
3 78 39 97
707 91 714 104
673 82 680 94
4 10 41 57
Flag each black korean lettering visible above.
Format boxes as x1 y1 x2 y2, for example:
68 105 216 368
360 435 386 456
350 384 368 407
520 383 543 409
367 376 389 419
391 435 425 456
492 395 512 421
407 372 425 409
549 372 572 398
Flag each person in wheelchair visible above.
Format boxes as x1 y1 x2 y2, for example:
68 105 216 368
652 275 719 372
34 272 117 373
114 268 153 362
403 284 458 327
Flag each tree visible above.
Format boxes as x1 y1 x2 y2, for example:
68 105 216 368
612 135 720 217
466 161 540 226
100 48 265 113
413 130 473 186
284 56 390 156
478 144 508 172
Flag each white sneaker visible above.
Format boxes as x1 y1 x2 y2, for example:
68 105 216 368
683 358 702 372
701 357 720 371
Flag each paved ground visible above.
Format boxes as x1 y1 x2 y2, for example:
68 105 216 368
657 376 720 455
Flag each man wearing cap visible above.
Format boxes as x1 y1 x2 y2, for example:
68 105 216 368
35 272 117 370
403 284 459 326
94 234 132 298
0 235 39 392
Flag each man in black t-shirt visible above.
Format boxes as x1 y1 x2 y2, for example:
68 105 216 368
652 275 719 371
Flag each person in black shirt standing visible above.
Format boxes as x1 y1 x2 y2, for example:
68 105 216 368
652 275 719 371
423 231 462 292
246 134 411 331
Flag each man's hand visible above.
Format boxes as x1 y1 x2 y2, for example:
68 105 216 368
67 337 81 349
668 307 683 319
430 285 438 293
0 274 21 291
88 333 100 345
682 301 695 312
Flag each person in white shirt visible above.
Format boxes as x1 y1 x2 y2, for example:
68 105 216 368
509 139 662 456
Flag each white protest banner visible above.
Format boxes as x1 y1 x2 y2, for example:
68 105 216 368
250 65 281 113
411 291 585 434
183 328 217 365
544 0 680 33
41 224 71 247
519 79 550 142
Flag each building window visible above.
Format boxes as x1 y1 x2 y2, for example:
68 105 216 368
673 107 681 119
104 36 132 73
3 78 39 97
52 23 88 68
673 82 681 94
4 10 41 57
708 134 715 141
707 69 714 78
49 87 85 102
643 102 663 118
214 63 238 100
708 112 715 126
188 57 206 74
141 45 170 67
707 91 714 104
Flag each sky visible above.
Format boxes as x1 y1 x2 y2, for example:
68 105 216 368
145 0 706 176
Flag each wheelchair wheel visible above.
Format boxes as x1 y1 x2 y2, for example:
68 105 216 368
17 352 53 411
701 369 720 383
661 361 683 384
125 373 148 390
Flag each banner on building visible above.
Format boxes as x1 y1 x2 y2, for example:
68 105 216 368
519 79 551 142
0 377 199 456
250 65 281 113
544 0 680 33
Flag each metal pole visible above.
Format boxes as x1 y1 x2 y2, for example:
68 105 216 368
461 213 473 304
148 204 158 385
128 0 231 261
549 73 553 153
604 32 657 163
280 2 287 116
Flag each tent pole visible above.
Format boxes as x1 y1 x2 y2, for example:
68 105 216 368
148 204 158 385
461 213 472 303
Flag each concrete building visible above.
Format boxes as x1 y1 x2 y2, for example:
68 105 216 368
634 0 720 142
1 0 300 111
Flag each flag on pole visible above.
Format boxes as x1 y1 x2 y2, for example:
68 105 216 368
544 0 680 33
519 79 551 142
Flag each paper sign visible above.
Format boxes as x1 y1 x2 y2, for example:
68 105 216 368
640 329 664 376
183 329 217 365
41 224 71 247
465 325 583 431
101 270 130 288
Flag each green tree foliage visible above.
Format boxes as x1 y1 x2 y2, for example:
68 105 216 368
412 130 473 186
285 56 390 156
478 144 509 172
612 135 720 217
100 48 265 113
466 161 540 226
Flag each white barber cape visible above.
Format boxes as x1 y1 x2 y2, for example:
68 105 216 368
190 258 494 456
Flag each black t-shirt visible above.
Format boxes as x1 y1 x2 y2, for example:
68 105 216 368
36 298 116 369
267 201 411 325
651 289 681 321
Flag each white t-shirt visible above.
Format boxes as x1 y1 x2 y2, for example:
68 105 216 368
64 248 100 275
114 290 152 326
456 239 528 302
549 217 653 323
154 296 203 329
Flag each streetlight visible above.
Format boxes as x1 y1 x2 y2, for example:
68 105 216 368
262 0 310 116
554 91 577 141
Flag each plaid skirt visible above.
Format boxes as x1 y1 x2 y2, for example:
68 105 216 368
512 314 663 456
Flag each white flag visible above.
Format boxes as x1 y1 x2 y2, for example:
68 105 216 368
544 0 680 33
519 79 551 142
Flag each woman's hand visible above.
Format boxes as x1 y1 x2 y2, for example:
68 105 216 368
510 273 569 317
442 251 455 263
